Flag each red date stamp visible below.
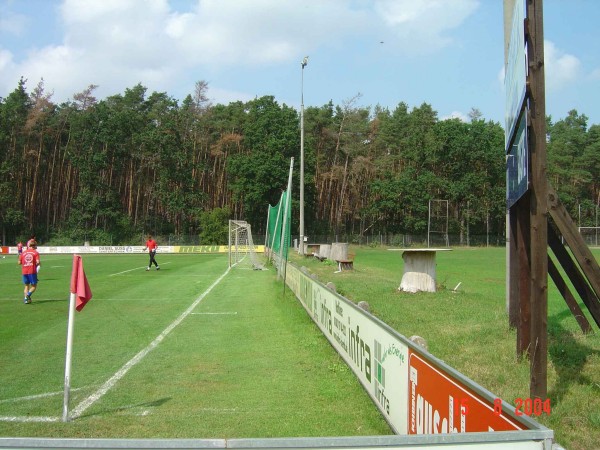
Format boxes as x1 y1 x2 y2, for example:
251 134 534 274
493 398 551 417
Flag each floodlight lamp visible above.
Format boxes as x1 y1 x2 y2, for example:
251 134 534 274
301 56 309 68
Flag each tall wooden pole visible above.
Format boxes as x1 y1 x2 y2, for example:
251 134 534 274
526 0 548 399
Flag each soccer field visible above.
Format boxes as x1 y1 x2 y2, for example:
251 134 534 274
0 253 390 439
2 246 599 449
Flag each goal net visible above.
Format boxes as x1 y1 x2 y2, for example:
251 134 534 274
228 220 265 270
265 190 292 275
579 227 600 247
428 199 449 247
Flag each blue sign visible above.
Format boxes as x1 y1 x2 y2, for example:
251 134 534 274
505 0 528 207
506 114 528 208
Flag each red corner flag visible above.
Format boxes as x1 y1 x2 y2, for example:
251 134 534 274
70 255 92 311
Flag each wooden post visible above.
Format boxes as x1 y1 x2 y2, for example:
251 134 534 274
508 209 519 329
547 257 593 334
516 192 531 357
526 0 548 399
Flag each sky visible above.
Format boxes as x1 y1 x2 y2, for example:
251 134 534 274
1 0 599 128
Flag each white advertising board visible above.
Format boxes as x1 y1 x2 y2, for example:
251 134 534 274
8 246 170 254
504 0 526 150
284 263 553 447
286 264 409 433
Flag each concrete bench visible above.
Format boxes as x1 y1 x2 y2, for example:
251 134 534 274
387 248 451 292
313 252 326 262
336 259 354 271
335 253 355 272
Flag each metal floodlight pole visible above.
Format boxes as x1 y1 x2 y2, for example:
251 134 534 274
299 56 308 255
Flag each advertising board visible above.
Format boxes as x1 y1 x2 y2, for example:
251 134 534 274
505 0 529 208
504 0 526 150
285 262 549 444
408 351 525 434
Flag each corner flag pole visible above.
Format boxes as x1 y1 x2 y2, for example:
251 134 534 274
62 290 77 422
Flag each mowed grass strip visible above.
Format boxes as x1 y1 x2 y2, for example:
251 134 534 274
0 253 391 438
292 245 600 450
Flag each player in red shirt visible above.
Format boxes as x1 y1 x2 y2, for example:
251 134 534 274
18 241 40 304
143 235 160 271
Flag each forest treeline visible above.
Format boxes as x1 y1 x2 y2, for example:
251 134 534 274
0 78 599 245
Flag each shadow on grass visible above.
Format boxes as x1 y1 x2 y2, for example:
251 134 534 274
547 309 600 406
78 397 172 419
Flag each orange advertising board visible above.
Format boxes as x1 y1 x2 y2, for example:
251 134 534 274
408 350 528 434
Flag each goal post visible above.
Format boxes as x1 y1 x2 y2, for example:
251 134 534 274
578 227 600 247
228 220 265 270
428 199 449 247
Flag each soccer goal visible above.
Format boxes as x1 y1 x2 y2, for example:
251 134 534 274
228 220 265 270
428 199 449 247
579 227 600 247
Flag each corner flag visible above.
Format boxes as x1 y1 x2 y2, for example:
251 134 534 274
63 254 93 421
70 255 92 311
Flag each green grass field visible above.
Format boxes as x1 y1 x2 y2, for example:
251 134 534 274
1 247 599 449
291 245 600 450
0 252 390 439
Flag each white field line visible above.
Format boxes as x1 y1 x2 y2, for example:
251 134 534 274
0 387 86 404
191 312 237 315
109 261 171 276
0 416 59 422
109 266 148 276
197 408 238 412
69 266 230 420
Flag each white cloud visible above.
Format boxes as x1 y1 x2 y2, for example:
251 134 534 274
2 0 189 101
1 0 375 102
164 12 194 40
0 0 485 105
170 0 368 66
544 40 581 91
0 8 27 36
0 48 14 72
441 111 468 122
373 0 479 53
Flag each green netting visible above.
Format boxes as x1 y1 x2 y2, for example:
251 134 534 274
267 191 291 257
